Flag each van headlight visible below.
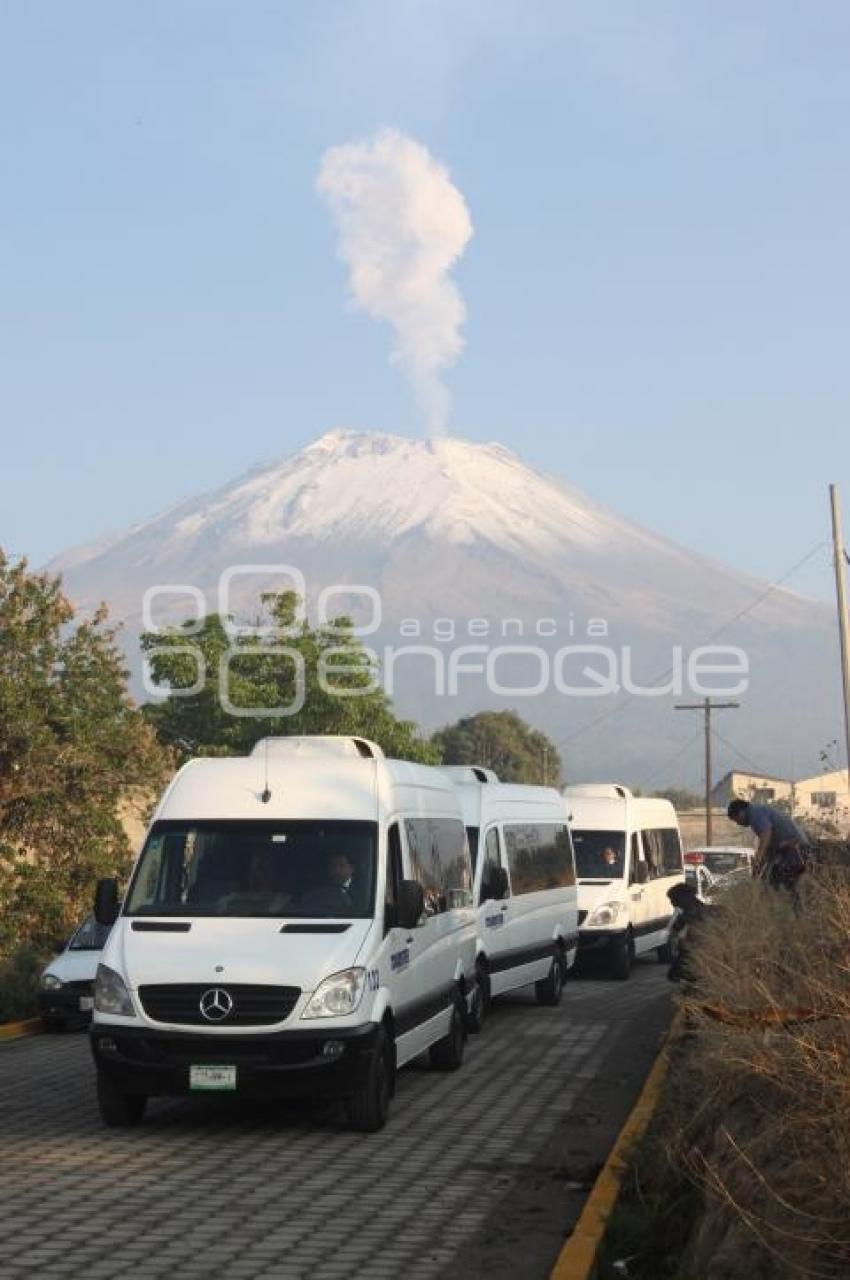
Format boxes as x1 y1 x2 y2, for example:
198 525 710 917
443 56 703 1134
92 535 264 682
94 963 134 1017
40 973 64 991
301 968 366 1020
586 901 625 928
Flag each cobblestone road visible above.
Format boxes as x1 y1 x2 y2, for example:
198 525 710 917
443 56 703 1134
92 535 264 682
0 962 670 1280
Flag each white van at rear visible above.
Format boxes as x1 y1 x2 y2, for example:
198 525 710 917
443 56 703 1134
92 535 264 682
90 737 477 1132
563 785 684 979
444 766 579 1028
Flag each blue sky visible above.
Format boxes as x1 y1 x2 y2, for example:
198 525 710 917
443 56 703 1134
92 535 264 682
1 0 848 600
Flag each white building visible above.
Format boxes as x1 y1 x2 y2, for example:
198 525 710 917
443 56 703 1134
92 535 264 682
711 768 850 836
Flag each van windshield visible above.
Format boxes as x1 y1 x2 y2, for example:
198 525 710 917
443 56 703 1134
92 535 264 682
124 820 378 919
572 830 626 880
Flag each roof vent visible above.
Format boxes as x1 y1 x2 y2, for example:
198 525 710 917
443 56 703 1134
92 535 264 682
250 736 384 760
562 783 633 800
441 765 500 784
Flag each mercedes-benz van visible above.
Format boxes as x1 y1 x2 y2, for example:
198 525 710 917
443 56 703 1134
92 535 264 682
444 767 578 1028
90 736 477 1132
563 784 684 979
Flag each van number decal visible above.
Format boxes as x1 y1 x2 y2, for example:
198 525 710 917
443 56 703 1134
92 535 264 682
390 948 410 972
366 968 380 992
485 913 504 929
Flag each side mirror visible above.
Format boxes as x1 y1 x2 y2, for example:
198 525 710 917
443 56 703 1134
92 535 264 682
633 861 649 885
94 877 120 927
489 866 510 900
397 880 425 930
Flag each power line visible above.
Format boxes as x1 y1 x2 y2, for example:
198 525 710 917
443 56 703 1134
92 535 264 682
641 727 703 792
709 726 771 778
556 539 827 750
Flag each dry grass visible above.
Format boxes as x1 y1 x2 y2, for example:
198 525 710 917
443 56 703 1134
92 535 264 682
665 864 850 1279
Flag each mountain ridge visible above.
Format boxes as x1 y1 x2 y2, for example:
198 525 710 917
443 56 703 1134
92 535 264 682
47 430 837 782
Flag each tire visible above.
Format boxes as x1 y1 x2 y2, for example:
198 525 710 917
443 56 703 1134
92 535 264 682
535 949 566 1006
96 1072 147 1127
609 931 634 981
429 997 466 1072
347 1027 394 1133
466 963 491 1033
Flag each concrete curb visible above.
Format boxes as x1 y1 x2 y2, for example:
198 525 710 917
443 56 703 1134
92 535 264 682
549 1020 675 1280
0 1017 43 1042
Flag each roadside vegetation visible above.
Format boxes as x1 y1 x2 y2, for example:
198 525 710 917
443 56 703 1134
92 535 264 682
599 851 850 1279
0 552 172 1018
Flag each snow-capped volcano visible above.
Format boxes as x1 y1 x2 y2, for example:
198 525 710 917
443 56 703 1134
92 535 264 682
50 430 838 782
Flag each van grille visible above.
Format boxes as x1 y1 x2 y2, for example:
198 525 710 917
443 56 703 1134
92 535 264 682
138 984 300 1026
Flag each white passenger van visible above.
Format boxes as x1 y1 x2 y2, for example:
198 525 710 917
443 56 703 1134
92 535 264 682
562 785 684 979
90 736 477 1132
443 767 579 1028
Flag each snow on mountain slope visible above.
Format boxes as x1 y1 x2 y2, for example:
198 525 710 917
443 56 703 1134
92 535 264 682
48 430 838 782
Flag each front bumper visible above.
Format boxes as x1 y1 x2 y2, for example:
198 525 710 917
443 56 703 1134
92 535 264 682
38 989 94 1023
89 1022 380 1100
577 928 624 954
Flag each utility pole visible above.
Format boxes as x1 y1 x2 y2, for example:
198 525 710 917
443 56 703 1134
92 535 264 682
541 745 549 785
675 697 740 845
829 484 850 795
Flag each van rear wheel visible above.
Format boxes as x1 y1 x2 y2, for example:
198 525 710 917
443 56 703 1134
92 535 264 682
535 950 565 1006
347 1027 393 1133
609 931 634 981
430 997 466 1071
96 1072 147 1127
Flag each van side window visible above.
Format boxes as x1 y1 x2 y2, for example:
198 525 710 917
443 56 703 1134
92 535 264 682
628 832 642 885
405 817 472 914
503 823 576 895
642 829 663 880
660 828 683 875
479 827 505 904
384 823 403 933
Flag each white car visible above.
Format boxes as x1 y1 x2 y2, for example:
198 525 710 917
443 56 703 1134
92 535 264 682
39 916 112 1030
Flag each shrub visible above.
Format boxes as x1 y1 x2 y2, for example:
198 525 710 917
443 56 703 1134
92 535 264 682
668 871 850 1278
0 945 48 1023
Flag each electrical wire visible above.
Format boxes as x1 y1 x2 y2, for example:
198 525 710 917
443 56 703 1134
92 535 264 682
555 539 828 749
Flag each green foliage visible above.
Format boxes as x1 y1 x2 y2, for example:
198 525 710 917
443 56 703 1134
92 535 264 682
431 710 561 784
0 945 47 1023
0 551 172 956
141 591 438 764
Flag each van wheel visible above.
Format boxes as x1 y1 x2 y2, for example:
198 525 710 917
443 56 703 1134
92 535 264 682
609 931 634 981
535 950 566 1006
347 1027 393 1133
466 963 491 1033
96 1073 147 1127
430 997 466 1071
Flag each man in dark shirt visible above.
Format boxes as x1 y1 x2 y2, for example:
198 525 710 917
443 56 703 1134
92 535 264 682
727 799 809 889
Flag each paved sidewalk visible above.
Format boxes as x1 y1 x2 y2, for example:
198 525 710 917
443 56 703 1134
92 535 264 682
0 963 670 1280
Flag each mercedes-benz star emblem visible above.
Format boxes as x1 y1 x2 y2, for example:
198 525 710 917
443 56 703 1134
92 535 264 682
199 987 234 1022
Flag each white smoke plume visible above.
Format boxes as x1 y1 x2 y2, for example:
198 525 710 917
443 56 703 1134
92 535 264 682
317 128 473 437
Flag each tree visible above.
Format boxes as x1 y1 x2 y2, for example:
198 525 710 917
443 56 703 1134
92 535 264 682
432 710 561 784
141 591 438 763
0 553 171 955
